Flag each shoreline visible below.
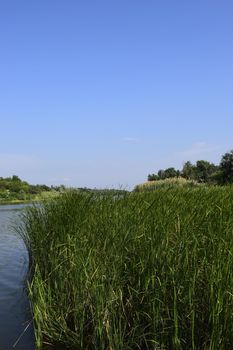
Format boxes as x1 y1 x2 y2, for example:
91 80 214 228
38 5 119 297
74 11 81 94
0 200 34 205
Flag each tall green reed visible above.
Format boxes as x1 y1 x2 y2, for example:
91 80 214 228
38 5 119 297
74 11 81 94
20 187 233 349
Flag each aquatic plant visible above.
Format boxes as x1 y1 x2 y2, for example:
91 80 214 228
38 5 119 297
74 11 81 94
21 187 233 349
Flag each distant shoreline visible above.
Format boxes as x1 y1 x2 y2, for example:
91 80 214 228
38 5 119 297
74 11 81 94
0 200 35 205
0 197 56 206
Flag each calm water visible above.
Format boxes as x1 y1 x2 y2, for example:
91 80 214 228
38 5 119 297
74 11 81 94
0 204 35 350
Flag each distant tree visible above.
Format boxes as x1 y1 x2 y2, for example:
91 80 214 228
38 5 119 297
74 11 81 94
58 184 66 192
148 174 158 181
219 150 233 183
12 175 21 182
18 189 26 200
146 152 230 185
158 169 165 179
0 175 51 200
182 161 196 180
208 170 224 184
195 160 218 183
163 167 179 179
148 167 180 181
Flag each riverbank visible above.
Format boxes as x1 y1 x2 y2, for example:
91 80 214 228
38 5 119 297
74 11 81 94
0 191 60 205
0 199 35 205
21 187 233 349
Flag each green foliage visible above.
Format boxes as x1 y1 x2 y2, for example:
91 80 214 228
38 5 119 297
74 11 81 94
147 173 158 181
148 168 180 181
135 177 201 192
195 160 218 182
148 159 220 185
163 167 179 178
20 188 233 349
182 160 218 183
219 150 233 183
0 175 52 203
181 161 196 180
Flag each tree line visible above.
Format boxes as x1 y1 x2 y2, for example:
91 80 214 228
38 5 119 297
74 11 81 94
0 175 52 201
148 149 233 185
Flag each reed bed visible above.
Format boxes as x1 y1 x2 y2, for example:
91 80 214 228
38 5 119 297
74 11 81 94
20 187 233 349
134 177 201 192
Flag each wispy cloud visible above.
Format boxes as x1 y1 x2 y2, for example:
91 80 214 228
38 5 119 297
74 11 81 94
63 177 71 182
176 142 220 158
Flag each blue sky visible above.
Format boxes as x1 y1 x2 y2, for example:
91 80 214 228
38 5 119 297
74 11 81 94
0 0 232 188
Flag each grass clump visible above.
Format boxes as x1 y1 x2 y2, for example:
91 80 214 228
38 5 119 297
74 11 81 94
21 187 233 349
134 177 201 192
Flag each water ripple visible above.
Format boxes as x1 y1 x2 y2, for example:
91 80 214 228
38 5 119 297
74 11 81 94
0 204 35 350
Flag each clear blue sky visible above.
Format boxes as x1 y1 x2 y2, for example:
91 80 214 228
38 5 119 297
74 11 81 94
0 0 232 188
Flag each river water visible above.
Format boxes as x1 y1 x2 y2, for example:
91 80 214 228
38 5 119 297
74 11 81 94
0 204 35 350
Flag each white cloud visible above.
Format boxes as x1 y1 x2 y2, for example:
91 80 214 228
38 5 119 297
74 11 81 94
63 177 71 182
165 141 231 169
176 142 220 158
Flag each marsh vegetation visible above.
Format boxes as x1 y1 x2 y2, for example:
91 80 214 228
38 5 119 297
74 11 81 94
21 187 233 349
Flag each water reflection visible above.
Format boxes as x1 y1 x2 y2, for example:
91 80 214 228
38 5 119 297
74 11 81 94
0 204 35 350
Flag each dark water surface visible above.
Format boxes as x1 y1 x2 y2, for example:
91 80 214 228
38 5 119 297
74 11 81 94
0 204 35 350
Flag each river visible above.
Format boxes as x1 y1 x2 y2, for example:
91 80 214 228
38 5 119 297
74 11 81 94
0 204 35 350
